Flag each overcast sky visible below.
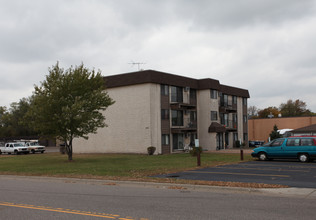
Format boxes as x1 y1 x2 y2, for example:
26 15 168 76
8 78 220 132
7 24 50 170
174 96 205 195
1 0 316 112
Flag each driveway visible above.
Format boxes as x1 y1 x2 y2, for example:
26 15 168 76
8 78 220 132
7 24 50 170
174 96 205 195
157 160 316 188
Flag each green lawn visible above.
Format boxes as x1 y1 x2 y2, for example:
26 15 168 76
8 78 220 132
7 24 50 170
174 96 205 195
0 152 252 178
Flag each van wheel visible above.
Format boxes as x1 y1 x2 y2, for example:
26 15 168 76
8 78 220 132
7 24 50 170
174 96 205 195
258 152 268 161
298 154 309 162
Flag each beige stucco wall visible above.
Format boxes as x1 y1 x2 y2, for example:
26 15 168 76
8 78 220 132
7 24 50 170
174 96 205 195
73 83 161 154
237 97 244 142
248 116 316 142
197 89 218 150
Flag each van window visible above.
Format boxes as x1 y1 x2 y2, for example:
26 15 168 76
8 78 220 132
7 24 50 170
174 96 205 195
271 139 284 146
286 139 300 146
300 138 315 146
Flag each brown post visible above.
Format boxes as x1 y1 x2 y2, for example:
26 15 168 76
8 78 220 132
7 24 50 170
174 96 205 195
240 149 244 161
197 151 201 166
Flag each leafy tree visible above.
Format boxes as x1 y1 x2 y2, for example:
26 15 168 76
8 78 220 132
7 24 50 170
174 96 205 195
28 63 114 161
269 124 281 140
279 99 312 117
257 107 280 118
0 99 36 138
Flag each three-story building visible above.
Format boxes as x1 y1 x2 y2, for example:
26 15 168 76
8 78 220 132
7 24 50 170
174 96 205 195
73 70 249 154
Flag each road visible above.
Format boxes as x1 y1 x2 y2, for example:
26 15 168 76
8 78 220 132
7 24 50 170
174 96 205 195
0 175 316 220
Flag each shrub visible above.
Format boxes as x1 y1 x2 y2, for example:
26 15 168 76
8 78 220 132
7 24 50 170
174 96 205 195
147 146 156 155
189 146 203 156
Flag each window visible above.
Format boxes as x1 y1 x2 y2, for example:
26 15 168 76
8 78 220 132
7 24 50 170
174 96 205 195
190 89 196 100
161 85 169 96
173 133 184 150
220 113 228 126
211 111 218 121
243 133 248 142
233 133 238 142
286 138 300 146
232 114 237 128
271 139 284 146
243 97 247 106
190 133 197 146
300 138 315 146
233 96 237 104
171 110 183 126
243 115 247 123
161 109 169 120
221 94 228 106
210 90 217 99
162 134 169 145
171 86 183 103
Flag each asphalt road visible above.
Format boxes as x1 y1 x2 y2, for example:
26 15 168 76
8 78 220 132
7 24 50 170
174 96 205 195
1 175 316 220
158 160 316 188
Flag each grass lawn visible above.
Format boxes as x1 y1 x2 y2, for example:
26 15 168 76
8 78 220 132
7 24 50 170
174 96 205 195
1 152 285 188
0 152 251 178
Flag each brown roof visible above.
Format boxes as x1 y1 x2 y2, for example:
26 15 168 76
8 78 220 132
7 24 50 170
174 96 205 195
291 124 316 133
104 69 249 98
220 84 250 98
208 122 226 133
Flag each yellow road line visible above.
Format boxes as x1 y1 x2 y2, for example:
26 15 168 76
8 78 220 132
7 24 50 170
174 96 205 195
187 171 289 178
0 202 137 219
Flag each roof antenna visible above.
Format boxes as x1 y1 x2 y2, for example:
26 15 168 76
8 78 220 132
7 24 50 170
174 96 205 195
129 61 146 71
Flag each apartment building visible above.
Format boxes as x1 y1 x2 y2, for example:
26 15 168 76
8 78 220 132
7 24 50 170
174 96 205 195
73 70 249 154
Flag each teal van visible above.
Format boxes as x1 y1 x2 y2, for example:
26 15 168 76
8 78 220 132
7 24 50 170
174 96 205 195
251 136 316 162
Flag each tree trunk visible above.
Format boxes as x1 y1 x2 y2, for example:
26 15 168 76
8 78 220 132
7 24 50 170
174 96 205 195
65 138 73 161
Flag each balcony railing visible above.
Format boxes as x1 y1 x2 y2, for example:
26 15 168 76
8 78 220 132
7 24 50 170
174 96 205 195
220 120 237 130
219 99 237 113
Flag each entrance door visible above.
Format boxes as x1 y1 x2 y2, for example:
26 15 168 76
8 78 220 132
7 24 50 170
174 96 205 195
216 133 224 150
225 132 229 148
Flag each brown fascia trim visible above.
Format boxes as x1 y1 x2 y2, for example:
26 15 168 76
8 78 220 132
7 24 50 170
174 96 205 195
220 84 250 98
103 69 249 97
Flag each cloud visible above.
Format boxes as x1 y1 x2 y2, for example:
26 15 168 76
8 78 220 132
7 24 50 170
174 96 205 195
1 0 316 112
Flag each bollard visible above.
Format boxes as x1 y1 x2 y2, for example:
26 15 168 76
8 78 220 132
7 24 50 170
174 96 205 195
240 149 244 161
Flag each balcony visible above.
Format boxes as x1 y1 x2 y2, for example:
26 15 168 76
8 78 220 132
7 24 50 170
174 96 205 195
171 118 197 133
170 102 196 110
220 120 237 131
219 99 237 113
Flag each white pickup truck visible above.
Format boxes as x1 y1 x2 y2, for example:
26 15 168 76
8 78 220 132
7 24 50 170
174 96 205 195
0 142 29 155
24 141 46 154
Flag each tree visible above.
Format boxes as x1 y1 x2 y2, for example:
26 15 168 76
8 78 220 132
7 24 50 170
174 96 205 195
28 63 114 161
0 98 37 138
279 99 312 117
257 107 280 118
269 124 281 140
248 106 258 118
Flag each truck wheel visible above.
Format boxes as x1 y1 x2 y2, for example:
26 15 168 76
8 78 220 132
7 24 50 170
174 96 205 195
14 151 19 155
31 150 35 154
0 150 2 155
41 151 44 154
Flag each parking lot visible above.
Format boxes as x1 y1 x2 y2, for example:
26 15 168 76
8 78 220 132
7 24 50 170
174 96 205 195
160 160 316 188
